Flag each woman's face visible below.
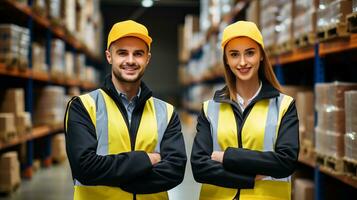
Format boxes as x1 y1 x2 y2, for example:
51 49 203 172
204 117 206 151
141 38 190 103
225 37 262 83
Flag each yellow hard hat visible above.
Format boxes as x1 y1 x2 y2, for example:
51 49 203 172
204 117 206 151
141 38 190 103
221 21 264 49
107 20 152 50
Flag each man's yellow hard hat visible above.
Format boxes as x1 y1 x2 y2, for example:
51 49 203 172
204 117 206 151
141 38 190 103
107 20 152 50
221 21 264 49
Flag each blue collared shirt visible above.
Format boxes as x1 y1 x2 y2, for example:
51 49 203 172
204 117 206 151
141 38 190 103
117 87 141 125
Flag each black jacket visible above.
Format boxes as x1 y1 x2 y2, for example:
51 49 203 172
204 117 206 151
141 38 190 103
65 75 187 194
191 81 299 189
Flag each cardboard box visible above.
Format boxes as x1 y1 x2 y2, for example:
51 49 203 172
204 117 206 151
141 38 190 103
294 178 314 200
52 134 67 163
15 112 32 134
0 152 18 170
345 91 357 134
0 113 16 141
296 91 314 140
0 88 25 115
315 128 344 157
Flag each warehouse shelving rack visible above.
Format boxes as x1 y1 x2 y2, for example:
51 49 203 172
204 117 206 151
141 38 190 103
0 0 101 179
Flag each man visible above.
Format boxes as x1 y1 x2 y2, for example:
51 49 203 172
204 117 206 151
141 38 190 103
65 20 187 200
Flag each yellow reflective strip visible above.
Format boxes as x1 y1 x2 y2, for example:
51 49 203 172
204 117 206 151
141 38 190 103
79 94 96 128
135 97 158 152
240 181 291 200
276 95 294 136
217 103 238 150
166 103 174 124
65 98 74 132
203 101 209 118
99 90 131 154
241 100 269 151
200 183 237 200
74 185 133 200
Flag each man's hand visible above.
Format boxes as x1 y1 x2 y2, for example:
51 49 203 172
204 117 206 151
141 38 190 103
211 151 224 163
255 175 266 180
147 153 161 165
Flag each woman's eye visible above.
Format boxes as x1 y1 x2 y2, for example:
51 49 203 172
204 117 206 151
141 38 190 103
230 52 239 57
246 51 255 57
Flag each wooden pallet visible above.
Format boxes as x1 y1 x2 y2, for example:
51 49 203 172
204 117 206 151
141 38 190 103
347 12 357 33
294 32 316 48
265 45 277 56
0 130 17 143
0 181 19 195
299 139 315 159
343 157 357 179
276 40 293 54
316 152 344 175
317 23 350 42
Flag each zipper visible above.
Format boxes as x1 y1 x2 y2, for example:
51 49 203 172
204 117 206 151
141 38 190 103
232 102 254 200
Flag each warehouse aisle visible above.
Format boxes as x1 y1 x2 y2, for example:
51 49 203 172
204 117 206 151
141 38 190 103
0 121 200 200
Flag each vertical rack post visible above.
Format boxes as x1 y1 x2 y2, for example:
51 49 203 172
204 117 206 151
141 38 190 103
42 29 53 167
23 0 34 179
313 43 326 200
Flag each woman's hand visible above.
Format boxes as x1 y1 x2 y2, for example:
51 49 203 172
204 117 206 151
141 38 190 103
211 151 224 163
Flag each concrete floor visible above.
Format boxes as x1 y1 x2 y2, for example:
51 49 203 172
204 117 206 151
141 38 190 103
0 123 201 200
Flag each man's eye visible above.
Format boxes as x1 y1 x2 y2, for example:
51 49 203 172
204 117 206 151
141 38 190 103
134 53 144 57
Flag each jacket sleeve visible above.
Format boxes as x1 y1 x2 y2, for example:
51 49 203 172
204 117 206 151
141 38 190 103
65 97 152 186
223 101 299 178
190 109 255 189
120 110 187 194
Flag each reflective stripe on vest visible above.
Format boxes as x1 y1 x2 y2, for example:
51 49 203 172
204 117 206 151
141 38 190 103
69 89 173 200
200 93 293 200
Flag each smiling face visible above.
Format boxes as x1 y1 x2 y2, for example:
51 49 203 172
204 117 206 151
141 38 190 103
224 37 262 84
105 36 151 84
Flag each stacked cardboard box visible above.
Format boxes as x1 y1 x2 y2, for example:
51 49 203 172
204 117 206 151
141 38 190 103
296 91 315 145
317 0 352 30
276 0 294 52
62 0 76 33
260 0 279 51
0 113 16 141
65 51 74 79
46 0 61 22
32 42 48 73
344 91 357 160
0 88 32 137
293 0 319 44
50 39 65 78
315 82 357 158
246 0 260 26
51 133 67 163
293 178 314 200
33 86 66 127
0 152 20 193
0 24 30 69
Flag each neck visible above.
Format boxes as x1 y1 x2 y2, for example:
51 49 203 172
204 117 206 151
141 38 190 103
112 75 140 101
236 78 260 103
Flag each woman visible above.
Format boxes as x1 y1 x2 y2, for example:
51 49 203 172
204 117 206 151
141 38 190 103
190 21 299 200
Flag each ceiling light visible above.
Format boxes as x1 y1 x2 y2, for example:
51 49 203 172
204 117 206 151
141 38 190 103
142 0 153 7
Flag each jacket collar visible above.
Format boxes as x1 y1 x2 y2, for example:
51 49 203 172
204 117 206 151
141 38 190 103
101 74 153 107
213 79 280 105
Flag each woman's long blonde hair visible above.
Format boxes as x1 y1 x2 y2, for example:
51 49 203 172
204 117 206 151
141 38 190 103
222 46 281 101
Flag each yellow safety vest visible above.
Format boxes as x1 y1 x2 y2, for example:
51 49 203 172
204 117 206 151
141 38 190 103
200 93 293 200
66 89 174 200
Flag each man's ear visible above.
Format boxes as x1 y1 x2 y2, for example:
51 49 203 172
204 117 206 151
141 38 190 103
146 52 151 65
105 49 112 64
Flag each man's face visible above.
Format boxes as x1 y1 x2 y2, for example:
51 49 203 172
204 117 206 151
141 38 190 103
106 36 151 84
